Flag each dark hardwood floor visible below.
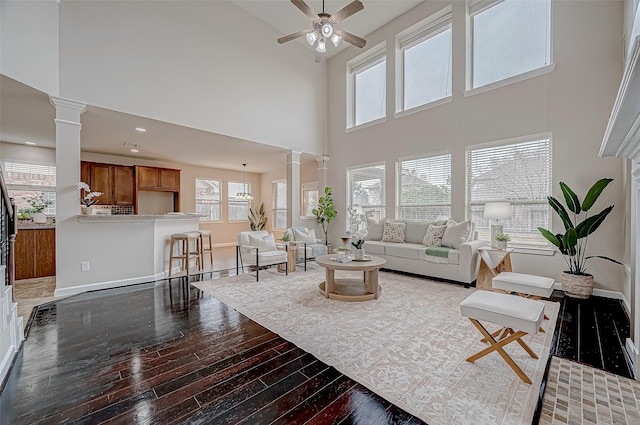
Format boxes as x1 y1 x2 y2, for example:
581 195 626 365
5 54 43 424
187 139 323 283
1 271 632 425
1 276 426 425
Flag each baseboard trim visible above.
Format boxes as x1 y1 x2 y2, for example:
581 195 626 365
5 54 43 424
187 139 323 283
54 272 167 297
552 282 626 302
213 242 237 248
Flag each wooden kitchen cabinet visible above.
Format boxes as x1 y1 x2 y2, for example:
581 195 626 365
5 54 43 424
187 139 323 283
135 166 180 191
81 161 135 206
15 228 56 280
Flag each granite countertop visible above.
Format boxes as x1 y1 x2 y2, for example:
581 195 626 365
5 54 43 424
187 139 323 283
17 222 56 229
77 213 204 223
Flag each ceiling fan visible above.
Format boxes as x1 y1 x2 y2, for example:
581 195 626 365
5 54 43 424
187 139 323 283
277 0 367 63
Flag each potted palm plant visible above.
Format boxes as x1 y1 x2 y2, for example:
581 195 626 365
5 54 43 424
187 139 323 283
312 187 337 245
538 178 622 298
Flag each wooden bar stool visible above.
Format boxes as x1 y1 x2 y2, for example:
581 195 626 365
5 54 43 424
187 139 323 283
168 232 202 277
198 230 213 269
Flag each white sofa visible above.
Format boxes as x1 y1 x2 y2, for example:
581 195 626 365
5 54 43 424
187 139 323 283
362 219 485 285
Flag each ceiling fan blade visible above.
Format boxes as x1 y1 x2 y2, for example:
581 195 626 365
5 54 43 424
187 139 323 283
335 29 366 48
315 51 325 63
277 29 311 44
291 0 317 20
331 0 364 23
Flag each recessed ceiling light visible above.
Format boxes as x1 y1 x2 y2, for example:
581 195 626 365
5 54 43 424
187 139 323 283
130 149 139 153
135 127 146 132
25 141 37 145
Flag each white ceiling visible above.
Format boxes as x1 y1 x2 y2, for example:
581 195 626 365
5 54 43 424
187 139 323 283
0 0 423 173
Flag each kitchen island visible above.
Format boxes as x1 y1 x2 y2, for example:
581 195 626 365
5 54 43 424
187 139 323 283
54 213 202 297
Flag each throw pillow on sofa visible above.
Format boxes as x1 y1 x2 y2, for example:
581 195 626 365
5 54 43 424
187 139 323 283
293 228 316 244
381 221 406 243
441 220 472 249
366 217 386 240
248 233 277 251
422 224 447 247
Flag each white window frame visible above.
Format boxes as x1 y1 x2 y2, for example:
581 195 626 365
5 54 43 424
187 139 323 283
396 152 452 221
195 178 222 222
465 0 554 95
2 160 56 215
346 162 386 227
301 181 318 218
272 180 287 230
346 42 387 131
466 133 553 249
395 6 453 117
228 181 251 222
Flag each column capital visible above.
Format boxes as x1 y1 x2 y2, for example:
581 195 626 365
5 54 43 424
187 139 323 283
316 155 330 164
49 96 87 114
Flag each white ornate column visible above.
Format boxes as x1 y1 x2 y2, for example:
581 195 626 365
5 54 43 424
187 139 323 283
286 150 301 228
631 161 640 376
49 96 86 292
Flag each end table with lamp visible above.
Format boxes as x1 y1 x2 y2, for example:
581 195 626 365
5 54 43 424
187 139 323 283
483 201 511 248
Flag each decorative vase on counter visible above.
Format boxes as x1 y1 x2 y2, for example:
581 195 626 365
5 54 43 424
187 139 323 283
32 212 47 223
81 206 93 216
354 248 365 260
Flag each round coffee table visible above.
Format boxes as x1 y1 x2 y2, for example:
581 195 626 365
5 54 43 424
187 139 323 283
315 254 386 302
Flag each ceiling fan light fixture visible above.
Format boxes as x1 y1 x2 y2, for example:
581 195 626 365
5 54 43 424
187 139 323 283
331 33 342 47
305 31 318 46
321 22 334 38
316 39 326 53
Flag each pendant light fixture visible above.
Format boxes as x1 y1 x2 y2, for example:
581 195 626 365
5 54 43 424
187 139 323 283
235 163 254 201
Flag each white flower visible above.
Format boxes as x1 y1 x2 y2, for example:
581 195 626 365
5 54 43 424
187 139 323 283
85 192 102 200
75 182 90 191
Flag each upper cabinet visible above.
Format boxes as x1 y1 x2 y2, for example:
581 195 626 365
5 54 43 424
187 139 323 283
136 166 180 192
81 161 135 206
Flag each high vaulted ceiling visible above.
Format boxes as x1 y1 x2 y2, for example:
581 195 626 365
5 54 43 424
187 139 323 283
0 1 423 173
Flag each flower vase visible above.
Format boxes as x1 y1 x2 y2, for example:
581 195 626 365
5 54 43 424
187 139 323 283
81 206 93 216
355 248 365 260
32 212 47 223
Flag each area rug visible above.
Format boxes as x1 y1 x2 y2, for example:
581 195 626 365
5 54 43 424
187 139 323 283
193 265 559 425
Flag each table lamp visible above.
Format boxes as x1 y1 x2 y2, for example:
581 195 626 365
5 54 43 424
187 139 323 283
483 202 511 248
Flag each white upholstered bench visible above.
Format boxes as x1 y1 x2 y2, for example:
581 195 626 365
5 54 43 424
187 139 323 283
460 290 545 384
492 271 554 331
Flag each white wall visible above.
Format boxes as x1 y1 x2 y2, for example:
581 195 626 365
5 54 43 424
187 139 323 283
57 0 326 155
0 0 59 95
326 0 626 292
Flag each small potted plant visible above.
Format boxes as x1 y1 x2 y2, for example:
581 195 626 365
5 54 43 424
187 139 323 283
351 238 366 260
26 194 54 223
494 232 510 250
75 182 102 215
280 232 292 243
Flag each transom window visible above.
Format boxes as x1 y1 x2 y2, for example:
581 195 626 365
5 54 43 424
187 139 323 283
347 43 386 128
347 163 386 222
469 0 551 89
397 153 451 220
466 135 552 247
397 6 452 112
2 161 56 215
195 178 221 221
228 181 250 221
272 180 287 230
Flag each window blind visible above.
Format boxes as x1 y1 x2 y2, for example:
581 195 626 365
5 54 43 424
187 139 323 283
466 136 552 246
399 7 452 50
398 154 451 220
195 178 221 221
347 163 386 221
468 0 505 17
272 181 287 229
3 161 56 187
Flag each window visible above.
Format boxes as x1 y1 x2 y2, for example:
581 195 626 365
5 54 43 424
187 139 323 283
397 154 451 220
347 43 386 128
273 180 287 229
469 0 551 89
195 178 221 221
2 161 56 214
347 163 386 222
228 181 250 221
466 135 552 247
398 7 452 112
301 182 318 217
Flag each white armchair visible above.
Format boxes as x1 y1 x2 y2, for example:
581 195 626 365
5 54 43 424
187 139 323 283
285 226 328 271
236 230 288 281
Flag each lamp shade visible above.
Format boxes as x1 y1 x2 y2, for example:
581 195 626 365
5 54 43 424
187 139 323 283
483 202 511 220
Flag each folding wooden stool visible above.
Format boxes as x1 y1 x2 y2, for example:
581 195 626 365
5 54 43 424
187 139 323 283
460 290 545 384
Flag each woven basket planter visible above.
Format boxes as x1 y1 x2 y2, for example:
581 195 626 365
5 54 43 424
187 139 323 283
561 272 594 299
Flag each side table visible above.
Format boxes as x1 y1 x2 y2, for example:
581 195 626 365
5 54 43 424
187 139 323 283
476 247 514 290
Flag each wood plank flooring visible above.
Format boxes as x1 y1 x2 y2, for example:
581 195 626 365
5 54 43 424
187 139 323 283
1 277 426 425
